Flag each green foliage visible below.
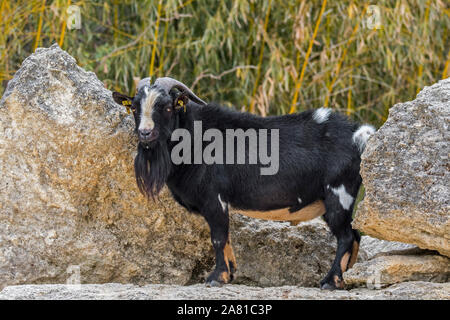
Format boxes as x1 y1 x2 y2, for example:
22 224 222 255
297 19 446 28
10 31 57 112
1 0 449 127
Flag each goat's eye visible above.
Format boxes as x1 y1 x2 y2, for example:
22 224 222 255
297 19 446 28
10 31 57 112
166 107 172 112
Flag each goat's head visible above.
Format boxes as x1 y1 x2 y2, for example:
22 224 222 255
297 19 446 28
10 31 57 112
112 77 206 198
112 77 206 149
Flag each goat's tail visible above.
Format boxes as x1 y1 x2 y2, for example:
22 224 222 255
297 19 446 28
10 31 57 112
352 124 376 154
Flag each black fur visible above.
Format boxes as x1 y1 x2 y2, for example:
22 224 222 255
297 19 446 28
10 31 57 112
113 85 371 289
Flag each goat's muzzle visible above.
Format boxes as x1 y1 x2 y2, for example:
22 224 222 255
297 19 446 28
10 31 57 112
139 128 159 147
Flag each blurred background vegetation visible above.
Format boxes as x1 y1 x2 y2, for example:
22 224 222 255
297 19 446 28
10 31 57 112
0 0 448 127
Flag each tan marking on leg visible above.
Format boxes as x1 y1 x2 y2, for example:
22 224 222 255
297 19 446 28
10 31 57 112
348 241 359 269
340 252 351 273
223 246 230 274
232 200 326 223
224 237 237 271
220 271 230 283
334 275 345 289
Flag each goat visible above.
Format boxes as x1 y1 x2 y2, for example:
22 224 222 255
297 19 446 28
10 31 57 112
112 77 375 289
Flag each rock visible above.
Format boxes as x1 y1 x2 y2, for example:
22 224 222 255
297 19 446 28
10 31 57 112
353 78 450 257
0 44 346 289
359 236 418 260
230 216 337 287
0 282 449 300
344 253 450 288
0 44 213 290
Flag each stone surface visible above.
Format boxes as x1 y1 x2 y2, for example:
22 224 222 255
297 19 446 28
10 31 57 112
359 236 418 260
344 253 450 288
0 282 448 300
353 78 450 257
230 216 337 287
0 44 345 289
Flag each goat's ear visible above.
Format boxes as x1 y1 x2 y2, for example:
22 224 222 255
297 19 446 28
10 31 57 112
174 92 189 112
112 92 134 107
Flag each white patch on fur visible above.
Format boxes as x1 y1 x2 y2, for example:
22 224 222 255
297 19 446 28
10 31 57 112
330 185 354 210
297 197 302 204
138 89 160 131
353 124 375 153
218 194 228 212
313 107 331 124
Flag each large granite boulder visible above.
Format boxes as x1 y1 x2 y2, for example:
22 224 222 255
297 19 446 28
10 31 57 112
353 78 450 257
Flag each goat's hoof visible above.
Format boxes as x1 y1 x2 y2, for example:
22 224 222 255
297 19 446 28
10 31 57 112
320 275 345 290
206 269 230 287
320 283 337 291
205 280 222 288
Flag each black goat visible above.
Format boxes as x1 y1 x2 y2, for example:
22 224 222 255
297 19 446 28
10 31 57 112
112 77 375 290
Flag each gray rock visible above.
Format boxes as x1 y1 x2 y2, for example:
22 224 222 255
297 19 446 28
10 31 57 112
344 253 450 288
0 282 448 300
230 216 336 287
353 78 450 257
359 236 418 260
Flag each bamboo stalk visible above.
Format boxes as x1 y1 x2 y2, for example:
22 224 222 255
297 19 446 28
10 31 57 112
0 0 7 82
0 0 7 49
416 64 423 94
58 0 71 48
148 0 163 77
0 0 5 19
33 0 46 52
249 0 273 114
443 50 450 79
323 4 367 108
347 73 353 116
424 0 431 23
289 0 327 114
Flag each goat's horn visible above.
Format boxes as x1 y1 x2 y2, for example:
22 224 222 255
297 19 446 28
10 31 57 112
154 77 206 106
137 77 151 92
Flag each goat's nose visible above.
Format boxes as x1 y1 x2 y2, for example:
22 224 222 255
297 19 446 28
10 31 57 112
139 129 152 137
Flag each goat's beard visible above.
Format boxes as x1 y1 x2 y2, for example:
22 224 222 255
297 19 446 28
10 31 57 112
134 141 172 199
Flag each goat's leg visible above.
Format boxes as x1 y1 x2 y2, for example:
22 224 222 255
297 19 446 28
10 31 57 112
202 199 235 287
320 186 361 290
224 235 237 278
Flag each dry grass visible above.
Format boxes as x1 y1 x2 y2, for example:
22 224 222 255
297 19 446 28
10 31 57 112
0 0 449 127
